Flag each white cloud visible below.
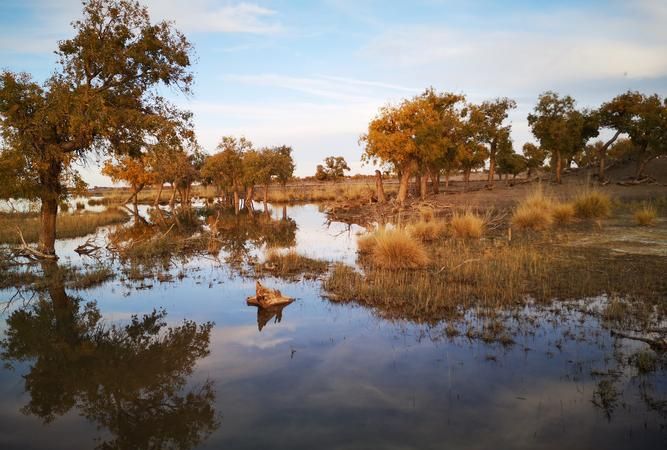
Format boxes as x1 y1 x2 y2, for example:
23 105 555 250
146 1 283 34
362 27 667 89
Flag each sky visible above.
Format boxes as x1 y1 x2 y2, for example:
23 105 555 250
1 0 666 186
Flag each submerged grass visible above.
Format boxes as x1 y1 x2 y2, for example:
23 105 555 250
0 207 129 244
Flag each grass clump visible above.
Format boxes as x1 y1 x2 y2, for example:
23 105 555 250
260 248 329 277
359 228 429 269
631 350 658 374
512 190 553 231
407 219 446 242
551 202 576 225
633 204 657 226
573 190 611 219
450 211 484 239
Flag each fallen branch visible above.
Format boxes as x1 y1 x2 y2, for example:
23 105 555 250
14 227 58 260
610 329 667 352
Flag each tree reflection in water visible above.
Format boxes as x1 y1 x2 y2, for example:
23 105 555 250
0 263 219 450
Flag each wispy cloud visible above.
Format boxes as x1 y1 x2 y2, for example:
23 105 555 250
223 73 418 102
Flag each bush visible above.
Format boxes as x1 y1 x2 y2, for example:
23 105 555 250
512 189 554 231
451 211 485 239
634 204 657 226
573 191 611 219
368 228 429 269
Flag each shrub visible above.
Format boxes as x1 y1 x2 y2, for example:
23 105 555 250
634 204 657 226
76 201 86 210
369 228 429 269
551 202 575 225
451 211 485 239
357 232 377 254
573 191 611 219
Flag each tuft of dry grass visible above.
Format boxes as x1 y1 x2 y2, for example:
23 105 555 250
573 190 611 219
551 202 576 225
407 219 446 242
362 228 429 269
0 207 129 244
512 189 554 231
450 211 484 239
633 204 657 226
357 232 377 254
260 248 329 277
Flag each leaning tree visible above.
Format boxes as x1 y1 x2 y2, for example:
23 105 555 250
0 0 194 257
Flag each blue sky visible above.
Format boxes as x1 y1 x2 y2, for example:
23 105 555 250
1 0 666 186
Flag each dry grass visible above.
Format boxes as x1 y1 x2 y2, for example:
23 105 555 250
359 228 429 269
551 202 576 225
0 207 129 244
573 190 612 219
511 189 554 231
634 204 657 226
407 219 446 242
259 248 328 277
450 211 484 239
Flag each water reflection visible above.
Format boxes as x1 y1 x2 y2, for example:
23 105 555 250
0 264 219 449
255 303 290 332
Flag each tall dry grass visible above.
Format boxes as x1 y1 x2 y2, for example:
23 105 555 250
511 189 554 231
259 247 329 277
358 228 429 269
407 219 446 242
633 204 657 226
0 207 129 244
450 211 485 239
573 190 611 219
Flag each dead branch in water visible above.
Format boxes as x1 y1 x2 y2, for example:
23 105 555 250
610 329 667 353
13 227 58 261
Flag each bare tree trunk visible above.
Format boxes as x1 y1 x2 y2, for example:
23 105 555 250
419 174 428 199
263 184 269 210
38 196 58 256
233 190 240 215
169 184 176 210
555 152 563 184
153 183 163 207
414 174 421 197
431 170 440 194
245 185 254 210
445 170 450 188
282 205 287 221
374 170 386 203
487 142 496 186
397 166 414 205
598 130 621 181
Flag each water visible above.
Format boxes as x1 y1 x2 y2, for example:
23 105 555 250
0 204 664 449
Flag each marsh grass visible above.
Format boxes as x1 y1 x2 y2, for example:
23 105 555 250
551 202 576 225
0 207 129 244
573 190 612 219
634 204 657 226
358 228 429 269
326 239 667 325
406 219 446 242
511 189 554 231
258 248 329 278
0 264 115 291
450 211 484 239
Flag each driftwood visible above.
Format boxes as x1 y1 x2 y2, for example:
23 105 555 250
247 281 294 308
610 329 667 353
14 227 58 261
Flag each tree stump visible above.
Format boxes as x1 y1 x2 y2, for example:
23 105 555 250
247 281 294 308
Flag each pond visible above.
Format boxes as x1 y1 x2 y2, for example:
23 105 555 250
0 203 665 449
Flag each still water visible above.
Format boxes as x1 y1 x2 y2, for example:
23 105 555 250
0 204 664 449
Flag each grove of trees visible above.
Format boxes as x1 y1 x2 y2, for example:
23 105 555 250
361 88 667 204
314 156 351 181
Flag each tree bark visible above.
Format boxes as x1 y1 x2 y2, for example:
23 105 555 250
245 185 254 210
397 165 414 205
431 170 440 194
263 184 269 210
555 152 563 184
487 142 496 186
153 182 163 207
598 130 621 181
169 184 177 210
374 170 386 203
445 170 450 188
419 173 428 199
38 196 59 256
233 190 240 215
